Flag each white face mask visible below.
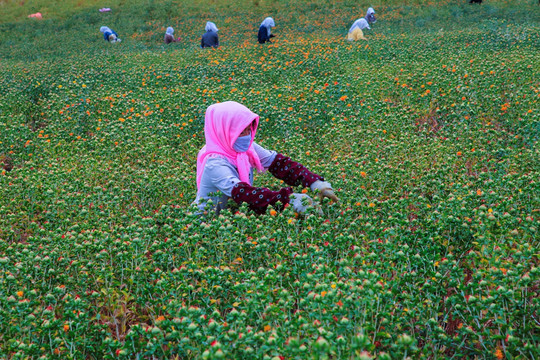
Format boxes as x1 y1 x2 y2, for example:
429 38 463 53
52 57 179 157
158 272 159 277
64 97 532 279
233 135 252 152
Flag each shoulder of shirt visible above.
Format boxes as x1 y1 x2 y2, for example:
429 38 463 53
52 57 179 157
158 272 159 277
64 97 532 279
205 155 234 169
204 157 239 182
206 155 228 163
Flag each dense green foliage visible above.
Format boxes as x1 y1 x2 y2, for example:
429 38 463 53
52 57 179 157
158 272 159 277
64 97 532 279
1 0 539 359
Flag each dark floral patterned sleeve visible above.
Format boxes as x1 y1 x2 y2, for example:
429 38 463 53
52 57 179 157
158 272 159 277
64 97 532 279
231 182 292 215
268 153 323 188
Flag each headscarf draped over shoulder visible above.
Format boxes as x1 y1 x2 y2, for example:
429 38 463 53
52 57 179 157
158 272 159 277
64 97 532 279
348 18 370 33
205 21 219 32
260 17 275 28
260 17 275 36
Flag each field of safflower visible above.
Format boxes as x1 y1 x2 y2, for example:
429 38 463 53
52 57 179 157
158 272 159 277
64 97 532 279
1 0 539 358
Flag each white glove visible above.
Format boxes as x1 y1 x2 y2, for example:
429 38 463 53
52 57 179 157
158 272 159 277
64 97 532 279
290 193 321 215
310 180 339 203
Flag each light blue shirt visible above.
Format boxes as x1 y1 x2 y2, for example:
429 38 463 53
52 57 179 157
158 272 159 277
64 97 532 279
193 142 277 213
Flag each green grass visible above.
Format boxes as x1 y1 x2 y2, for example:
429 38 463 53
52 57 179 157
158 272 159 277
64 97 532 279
1 0 539 359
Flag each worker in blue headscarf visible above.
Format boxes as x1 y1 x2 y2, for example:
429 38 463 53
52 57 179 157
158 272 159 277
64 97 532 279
258 17 276 44
201 22 219 48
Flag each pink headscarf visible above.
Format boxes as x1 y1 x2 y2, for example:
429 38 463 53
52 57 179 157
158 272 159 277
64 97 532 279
196 101 264 189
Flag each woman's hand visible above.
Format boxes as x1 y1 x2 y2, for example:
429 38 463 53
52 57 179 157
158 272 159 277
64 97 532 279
310 180 339 203
290 193 322 215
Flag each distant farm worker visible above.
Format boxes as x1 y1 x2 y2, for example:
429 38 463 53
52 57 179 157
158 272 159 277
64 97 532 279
193 101 339 215
28 12 43 19
100 26 121 43
347 18 369 41
164 27 180 44
201 21 219 48
258 17 276 44
365 7 377 24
